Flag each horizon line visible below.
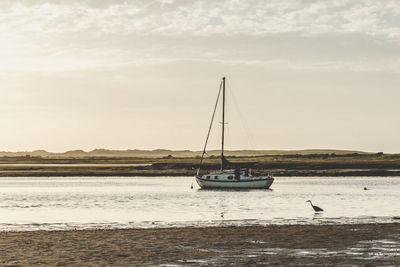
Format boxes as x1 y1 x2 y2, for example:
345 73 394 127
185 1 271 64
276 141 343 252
0 148 383 154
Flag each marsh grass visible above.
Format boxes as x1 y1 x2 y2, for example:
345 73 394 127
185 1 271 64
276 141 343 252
0 152 399 177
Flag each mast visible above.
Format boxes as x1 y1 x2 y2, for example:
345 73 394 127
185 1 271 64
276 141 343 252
221 77 226 171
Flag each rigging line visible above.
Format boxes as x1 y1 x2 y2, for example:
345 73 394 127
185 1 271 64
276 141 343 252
226 79 257 150
196 80 223 175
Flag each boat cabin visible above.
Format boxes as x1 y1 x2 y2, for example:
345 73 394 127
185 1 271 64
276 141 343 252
202 168 252 181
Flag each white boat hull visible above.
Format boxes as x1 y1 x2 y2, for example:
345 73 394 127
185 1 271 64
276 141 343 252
195 172 274 189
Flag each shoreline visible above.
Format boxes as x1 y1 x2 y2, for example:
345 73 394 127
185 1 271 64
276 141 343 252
2 153 400 177
1 223 400 265
1 166 400 177
1 171 400 177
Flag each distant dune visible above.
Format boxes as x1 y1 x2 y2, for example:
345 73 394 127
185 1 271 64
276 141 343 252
0 149 370 158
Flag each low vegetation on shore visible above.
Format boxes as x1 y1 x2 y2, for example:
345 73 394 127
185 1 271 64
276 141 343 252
0 150 399 177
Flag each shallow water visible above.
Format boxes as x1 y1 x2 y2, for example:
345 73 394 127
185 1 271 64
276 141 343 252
206 236 400 265
0 176 399 231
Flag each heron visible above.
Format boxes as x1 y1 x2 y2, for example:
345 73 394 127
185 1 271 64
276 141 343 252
306 200 323 212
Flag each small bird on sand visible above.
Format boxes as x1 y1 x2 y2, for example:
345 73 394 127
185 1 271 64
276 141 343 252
306 200 324 212
364 187 368 190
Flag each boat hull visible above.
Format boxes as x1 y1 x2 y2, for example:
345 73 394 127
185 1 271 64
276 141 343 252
195 175 274 189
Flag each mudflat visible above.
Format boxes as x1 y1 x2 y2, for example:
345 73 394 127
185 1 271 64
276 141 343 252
1 223 400 266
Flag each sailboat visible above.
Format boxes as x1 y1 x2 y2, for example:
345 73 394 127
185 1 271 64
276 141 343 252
195 77 274 189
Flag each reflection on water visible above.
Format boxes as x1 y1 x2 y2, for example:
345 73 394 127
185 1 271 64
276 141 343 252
0 176 399 231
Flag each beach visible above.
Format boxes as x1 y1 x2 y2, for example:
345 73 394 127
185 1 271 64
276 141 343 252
1 223 400 266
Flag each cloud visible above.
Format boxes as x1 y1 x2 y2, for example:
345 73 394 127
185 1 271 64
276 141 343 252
1 0 400 36
1 0 400 73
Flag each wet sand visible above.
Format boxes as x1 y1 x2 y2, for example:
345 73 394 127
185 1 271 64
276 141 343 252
1 223 400 266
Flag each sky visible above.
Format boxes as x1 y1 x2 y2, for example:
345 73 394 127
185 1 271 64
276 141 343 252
1 0 400 152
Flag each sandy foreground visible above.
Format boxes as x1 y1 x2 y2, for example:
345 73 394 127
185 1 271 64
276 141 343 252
1 223 400 266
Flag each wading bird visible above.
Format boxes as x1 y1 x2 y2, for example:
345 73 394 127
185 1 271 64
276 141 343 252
306 200 323 212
